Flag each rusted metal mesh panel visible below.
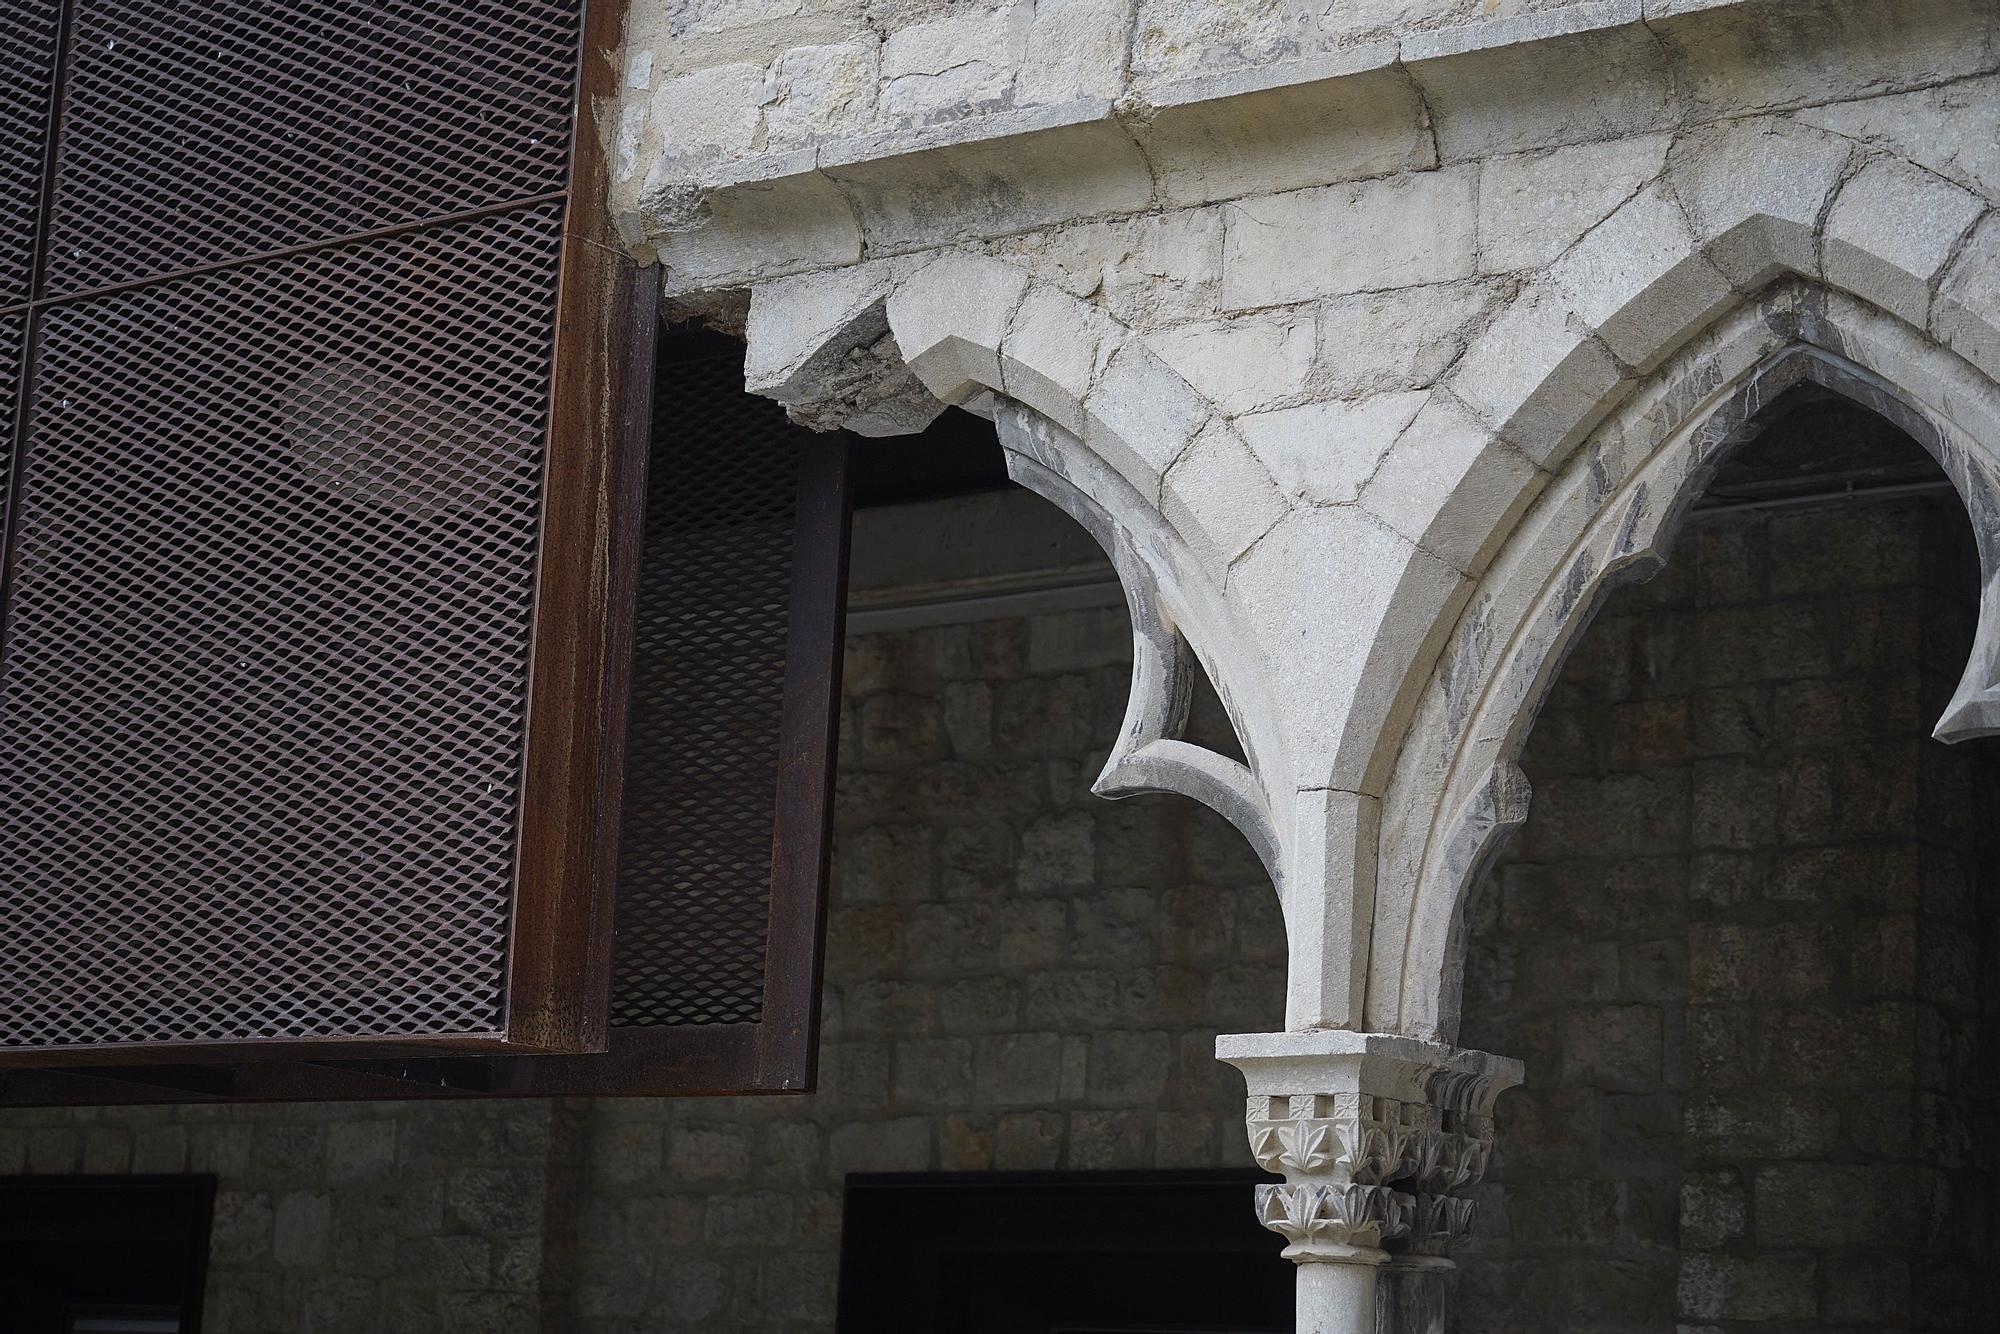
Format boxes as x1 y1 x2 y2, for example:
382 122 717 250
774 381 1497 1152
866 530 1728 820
41 0 581 298
611 345 802 1027
0 2 60 308
0 203 564 1049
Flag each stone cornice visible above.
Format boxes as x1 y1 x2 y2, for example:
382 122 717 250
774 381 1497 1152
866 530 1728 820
634 0 1807 291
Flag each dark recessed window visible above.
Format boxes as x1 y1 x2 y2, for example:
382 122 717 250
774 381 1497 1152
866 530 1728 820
837 1171 1290 1334
0 1178 213 1334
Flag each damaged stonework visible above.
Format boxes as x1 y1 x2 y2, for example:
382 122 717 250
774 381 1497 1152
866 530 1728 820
611 0 2000 1329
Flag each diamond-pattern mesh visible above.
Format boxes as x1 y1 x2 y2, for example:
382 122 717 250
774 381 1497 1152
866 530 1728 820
1 312 22 532
0 204 563 1049
0 2 60 308
611 346 803 1027
41 0 582 297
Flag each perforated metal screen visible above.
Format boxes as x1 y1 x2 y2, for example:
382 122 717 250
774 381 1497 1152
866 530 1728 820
0 1 608 1059
612 342 804 1028
0 1 847 1090
41 0 582 297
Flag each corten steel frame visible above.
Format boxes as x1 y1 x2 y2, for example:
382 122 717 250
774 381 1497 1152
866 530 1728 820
0 427 850 1106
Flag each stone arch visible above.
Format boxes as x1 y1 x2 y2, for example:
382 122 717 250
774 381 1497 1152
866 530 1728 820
737 251 1400 1022
1327 117 2000 801
1371 280 2000 1040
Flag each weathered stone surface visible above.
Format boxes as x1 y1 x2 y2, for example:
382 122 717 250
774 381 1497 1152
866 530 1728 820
1934 212 2000 383
1133 69 1435 208
1147 310 1315 415
1665 117 1853 287
1823 156 1988 328
1411 23 1675 161
1161 419 1291 566
1799 74 2000 202
1477 134 1671 273
763 40 879 149
1544 182 1735 370
1219 166 1479 310
879 1 1031 124
1237 393 1427 506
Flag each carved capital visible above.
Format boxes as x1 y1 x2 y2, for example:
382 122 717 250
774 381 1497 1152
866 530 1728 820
1219 1032 1522 1268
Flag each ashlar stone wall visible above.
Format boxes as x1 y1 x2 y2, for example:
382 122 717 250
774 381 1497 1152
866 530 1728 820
1455 420 2000 1332
568 589 1286 1330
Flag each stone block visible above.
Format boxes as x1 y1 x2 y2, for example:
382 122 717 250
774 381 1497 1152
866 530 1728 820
132 1125 190 1176
1017 811 1096 891
1445 279 1629 467
1082 338 1216 498
906 901 1001 972
650 62 766 160
1411 23 1674 161
1678 1169 1747 1248
81 1128 131 1175
887 254 1030 406
764 41 881 151
1316 280 1504 398
1753 1163 1915 1247
1934 212 2000 384
827 1118 933 1177
1086 1030 1174 1102
1161 419 1291 568
973 1032 1066 1106
1558 1004 1663 1091
702 1190 796 1248
1068 1109 1148 1168
1134 67 1435 207
1682 1090 1840 1160
1018 0 1128 104
1149 311 1315 416
879 1 1031 125
1675 1252 1817 1323
210 1190 275 1265
1237 392 1423 507
446 1168 543 1237
1358 391 1543 575
1478 134 1671 273
1666 117 1853 286
1823 156 1988 329
664 1125 750 1183
1219 166 1479 310
994 1110 1066 1168
995 283 1122 435
893 1037 976 1107
825 120 1154 255
273 1191 332 1268
1658 0 1996 119
1544 182 1735 372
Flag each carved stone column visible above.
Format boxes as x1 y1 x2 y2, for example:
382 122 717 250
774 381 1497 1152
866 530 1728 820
1218 1031 1522 1334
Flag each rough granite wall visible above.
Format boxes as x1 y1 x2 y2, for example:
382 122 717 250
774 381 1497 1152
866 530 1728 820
566 599 1285 1330
1455 469 2000 1332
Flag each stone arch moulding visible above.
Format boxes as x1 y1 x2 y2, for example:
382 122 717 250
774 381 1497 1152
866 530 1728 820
740 252 1391 1032
1374 280 2000 1044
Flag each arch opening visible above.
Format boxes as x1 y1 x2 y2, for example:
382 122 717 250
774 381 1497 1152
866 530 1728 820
1447 385 2000 1332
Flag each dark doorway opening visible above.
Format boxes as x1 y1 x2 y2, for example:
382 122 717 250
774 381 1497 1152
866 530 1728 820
0 1177 214 1333
836 1170 1291 1334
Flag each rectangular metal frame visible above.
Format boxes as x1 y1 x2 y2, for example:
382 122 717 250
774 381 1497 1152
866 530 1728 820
0 431 848 1104
0 0 656 1064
